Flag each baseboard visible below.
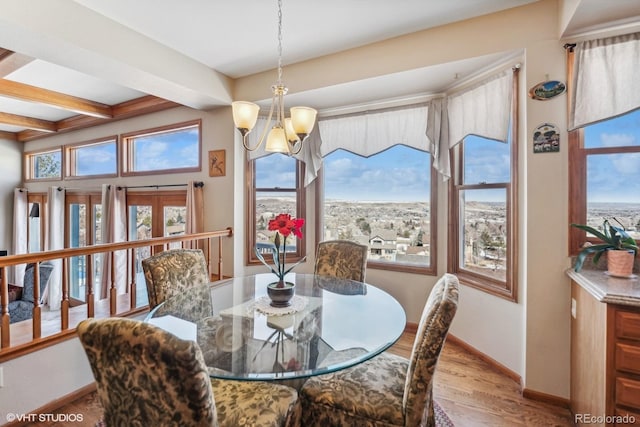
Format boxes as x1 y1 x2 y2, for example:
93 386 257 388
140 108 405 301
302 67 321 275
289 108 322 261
522 388 571 409
6 383 97 427
439 331 570 409
444 334 522 384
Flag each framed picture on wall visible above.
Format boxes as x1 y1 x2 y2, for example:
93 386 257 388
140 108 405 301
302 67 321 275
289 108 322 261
208 150 226 177
533 123 560 153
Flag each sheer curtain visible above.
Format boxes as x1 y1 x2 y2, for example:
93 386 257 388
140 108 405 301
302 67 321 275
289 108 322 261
185 180 204 250
12 189 28 285
42 186 64 310
247 117 323 186
569 32 640 130
99 184 127 299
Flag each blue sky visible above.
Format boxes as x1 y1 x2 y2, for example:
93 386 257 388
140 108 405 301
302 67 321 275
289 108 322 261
584 109 640 203
133 128 199 171
323 145 430 202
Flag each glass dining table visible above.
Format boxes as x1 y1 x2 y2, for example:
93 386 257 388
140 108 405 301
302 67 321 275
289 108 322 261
145 273 406 381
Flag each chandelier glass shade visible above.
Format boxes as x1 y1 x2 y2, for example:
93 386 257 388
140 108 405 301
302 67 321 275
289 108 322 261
232 0 317 154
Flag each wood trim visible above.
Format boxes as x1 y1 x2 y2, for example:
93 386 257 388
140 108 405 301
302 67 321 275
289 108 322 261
0 130 17 141
445 334 521 384
522 388 571 409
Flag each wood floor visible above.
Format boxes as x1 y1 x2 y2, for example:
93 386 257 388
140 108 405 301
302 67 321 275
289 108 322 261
25 331 574 427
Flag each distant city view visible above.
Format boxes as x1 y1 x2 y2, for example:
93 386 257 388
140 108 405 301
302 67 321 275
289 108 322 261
587 203 640 238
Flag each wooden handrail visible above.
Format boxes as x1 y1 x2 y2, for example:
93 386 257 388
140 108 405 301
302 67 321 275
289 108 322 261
0 227 233 361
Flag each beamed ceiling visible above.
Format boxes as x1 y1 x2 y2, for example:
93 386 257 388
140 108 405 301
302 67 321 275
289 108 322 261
0 48 179 143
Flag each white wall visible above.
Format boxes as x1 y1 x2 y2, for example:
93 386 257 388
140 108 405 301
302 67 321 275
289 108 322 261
0 137 22 253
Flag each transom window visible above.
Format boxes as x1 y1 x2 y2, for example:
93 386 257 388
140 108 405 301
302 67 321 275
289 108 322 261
25 148 62 181
65 136 118 178
121 120 201 176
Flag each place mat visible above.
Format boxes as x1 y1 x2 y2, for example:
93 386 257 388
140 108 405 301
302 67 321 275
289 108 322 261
253 295 308 316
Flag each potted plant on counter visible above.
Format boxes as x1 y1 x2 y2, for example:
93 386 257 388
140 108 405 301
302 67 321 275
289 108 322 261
571 218 638 277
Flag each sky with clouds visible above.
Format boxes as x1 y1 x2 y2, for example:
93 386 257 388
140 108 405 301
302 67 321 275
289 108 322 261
584 108 640 204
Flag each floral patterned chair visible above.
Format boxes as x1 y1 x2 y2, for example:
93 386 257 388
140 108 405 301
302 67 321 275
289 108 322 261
142 248 209 309
314 240 368 283
77 317 301 427
299 273 459 427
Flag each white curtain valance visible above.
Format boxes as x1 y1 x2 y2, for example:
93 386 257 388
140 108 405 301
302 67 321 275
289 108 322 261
318 106 429 158
447 68 513 149
247 118 323 186
569 32 640 130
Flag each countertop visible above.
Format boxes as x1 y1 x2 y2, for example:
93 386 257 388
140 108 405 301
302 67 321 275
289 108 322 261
566 268 640 307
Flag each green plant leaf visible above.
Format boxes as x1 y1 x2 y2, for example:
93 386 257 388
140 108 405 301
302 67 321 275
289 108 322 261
254 247 279 276
571 223 610 243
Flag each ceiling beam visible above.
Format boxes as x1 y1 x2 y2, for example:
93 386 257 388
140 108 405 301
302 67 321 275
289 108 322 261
0 129 17 141
17 95 179 142
0 111 56 132
0 50 34 77
0 79 112 118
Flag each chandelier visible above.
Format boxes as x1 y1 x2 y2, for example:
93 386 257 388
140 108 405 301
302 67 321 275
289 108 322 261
232 0 317 155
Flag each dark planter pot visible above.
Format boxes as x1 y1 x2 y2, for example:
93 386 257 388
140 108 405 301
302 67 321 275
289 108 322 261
267 280 296 307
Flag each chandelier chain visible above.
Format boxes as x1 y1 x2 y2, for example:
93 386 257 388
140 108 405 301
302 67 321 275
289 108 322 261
277 0 283 85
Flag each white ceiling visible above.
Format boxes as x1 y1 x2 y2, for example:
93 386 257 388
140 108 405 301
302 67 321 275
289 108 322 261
0 0 638 138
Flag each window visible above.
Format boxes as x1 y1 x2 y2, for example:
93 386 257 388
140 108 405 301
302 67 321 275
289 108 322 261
65 193 102 303
449 95 518 301
247 154 306 266
568 109 640 253
65 137 118 178
121 120 201 176
25 148 62 181
320 145 436 274
127 191 188 306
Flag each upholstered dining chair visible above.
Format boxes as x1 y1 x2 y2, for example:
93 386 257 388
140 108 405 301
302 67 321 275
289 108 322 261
314 240 368 282
299 273 459 427
142 248 209 309
77 317 301 427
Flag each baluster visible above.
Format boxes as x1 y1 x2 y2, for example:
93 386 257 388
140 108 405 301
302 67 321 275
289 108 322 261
86 253 94 317
110 251 116 315
129 248 137 309
32 262 41 339
218 236 224 280
61 258 69 330
1 267 9 348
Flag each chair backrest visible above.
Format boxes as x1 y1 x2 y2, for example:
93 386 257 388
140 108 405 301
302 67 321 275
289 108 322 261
314 240 368 282
403 273 459 426
142 248 209 309
77 318 217 427
22 262 54 303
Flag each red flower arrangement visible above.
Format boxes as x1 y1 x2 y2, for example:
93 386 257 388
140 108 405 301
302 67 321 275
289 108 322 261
256 213 306 287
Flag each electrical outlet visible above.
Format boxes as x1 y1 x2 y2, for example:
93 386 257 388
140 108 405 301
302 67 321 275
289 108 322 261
571 298 577 319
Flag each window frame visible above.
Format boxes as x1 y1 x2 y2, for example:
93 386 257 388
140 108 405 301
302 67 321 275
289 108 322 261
448 68 519 302
24 147 63 182
120 119 202 177
64 136 119 180
246 154 307 266
566 48 640 254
